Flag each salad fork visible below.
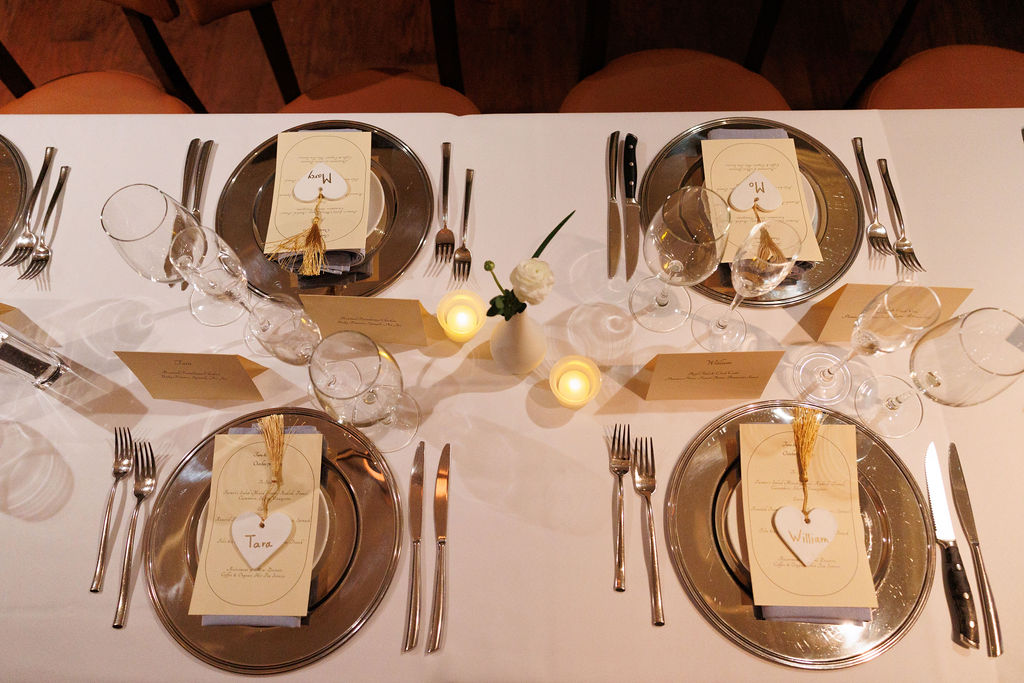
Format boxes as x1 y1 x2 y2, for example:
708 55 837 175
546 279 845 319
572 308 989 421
113 440 157 628
608 424 630 591
1 146 56 267
452 169 474 281
632 436 664 626
19 165 70 280
433 142 454 263
852 138 894 256
90 426 132 592
878 159 925 272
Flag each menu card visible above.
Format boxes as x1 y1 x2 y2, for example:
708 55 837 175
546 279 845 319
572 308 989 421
188 431 323 621
700 138 821 262
739 423 877 620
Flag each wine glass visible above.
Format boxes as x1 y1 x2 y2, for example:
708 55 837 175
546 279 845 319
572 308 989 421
245 294 322 366
309 330 420 452
628 186 731 332
169 225 250 326
692 220 803 351
100 183 194 284
792 281 941 405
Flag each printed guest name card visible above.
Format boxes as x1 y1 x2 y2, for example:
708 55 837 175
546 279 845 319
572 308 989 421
645 351 784 400
300 295 429 346
189 432 323 618
817 284 972 343
700 138 822 262
739 423 877 609
265 131 372 254
114 351 266 401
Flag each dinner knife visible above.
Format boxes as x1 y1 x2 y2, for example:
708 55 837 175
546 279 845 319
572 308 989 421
924 442 980 649
949 443 1002 657
425 443 450 654
606 131 621 278
622 133 640 279
402 441 425 652
191 139 214 222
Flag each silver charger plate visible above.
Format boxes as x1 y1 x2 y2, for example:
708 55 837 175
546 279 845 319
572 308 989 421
664 400 934 669
216 120 433 298
144 408 401 675
639 117 864 307
0 133 28 257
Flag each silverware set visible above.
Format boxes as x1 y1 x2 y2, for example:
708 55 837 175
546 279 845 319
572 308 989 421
606 131 641 280
89 427 159 629
853 137 924 271
1 146 70 280
182 137 214 222
608 424 664 625
403 441 451 653
432 142 474 281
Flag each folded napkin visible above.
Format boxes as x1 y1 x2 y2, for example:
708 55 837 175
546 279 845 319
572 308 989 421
761 605 872 625
707 127 788 140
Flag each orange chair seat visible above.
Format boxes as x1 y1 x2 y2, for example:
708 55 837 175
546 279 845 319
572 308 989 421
279 69 479 115
0 71 192 114
560 49 789 113
862 45 1024 109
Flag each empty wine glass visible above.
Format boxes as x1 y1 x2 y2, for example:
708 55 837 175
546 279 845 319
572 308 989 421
169 225 250 326
309 330 420 452
792 281 941 405
628 186 731 332
245 294 322 366
101 183 194 284
692 219 803 351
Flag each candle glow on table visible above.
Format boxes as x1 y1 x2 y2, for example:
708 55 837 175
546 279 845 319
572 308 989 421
436 290 486 343
549 355 601 408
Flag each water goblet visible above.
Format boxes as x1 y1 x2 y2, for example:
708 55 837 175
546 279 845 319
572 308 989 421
628 186 731 332
100 183 194 284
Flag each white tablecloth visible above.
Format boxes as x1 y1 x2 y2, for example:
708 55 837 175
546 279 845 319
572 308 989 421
1 109 1022 681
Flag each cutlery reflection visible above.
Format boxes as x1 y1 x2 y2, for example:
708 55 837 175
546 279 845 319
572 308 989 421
425 443 450 653
632 435 664 625
113 440 157 628
90 426 132 592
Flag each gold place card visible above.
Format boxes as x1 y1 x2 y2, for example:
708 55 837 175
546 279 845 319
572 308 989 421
188 432 323 618
700 138 822 262
645 351 784 400
739 423 877 610
816 284 972 343
300 295 429 346
115 351 267 401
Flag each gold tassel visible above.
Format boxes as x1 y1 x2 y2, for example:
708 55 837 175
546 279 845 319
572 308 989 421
269 189 327 276
791 406 822 522
756 224 785 263
256 414 285 524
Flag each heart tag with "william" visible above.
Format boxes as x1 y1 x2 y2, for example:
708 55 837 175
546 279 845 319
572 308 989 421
773 506 837 566
729 170 782 212
231 511 293 569
293 163 349 202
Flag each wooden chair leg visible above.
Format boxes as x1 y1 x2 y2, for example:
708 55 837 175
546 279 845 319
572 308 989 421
121 8 206 112
249 3 301 104
429 0 465 92
0 38 34 98
844 0 921 107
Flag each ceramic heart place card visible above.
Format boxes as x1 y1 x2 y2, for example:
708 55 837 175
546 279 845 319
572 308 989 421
188 425 322 621
738 421 877 621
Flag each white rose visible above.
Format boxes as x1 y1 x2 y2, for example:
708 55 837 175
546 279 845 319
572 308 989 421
510 258 554 305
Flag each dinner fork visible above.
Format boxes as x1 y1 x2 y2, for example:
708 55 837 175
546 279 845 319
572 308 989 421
113 440 157 628
90 426 132 592
19 165 70 280
452 169 474 281
608 424 630 592
878 159 925 272
632 436 664 626
852 138 894 256
433 142 454 263
1 146 55 267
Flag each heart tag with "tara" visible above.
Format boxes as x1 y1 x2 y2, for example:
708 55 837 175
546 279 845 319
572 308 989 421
231 511 292 569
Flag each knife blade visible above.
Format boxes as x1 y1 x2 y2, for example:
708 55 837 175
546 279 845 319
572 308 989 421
949 443 1002 657
606 131 621 278
402 441 425 652
425 443 450 653
622 133 641 279
925 442 980 648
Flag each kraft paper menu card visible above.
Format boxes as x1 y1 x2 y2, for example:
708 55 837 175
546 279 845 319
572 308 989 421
700 138 822 262
265 131 372 255
114 351 266 401
817 283 972 343
645 351 783 400
189 432 322 621
739 423 877 619
300 295 429 346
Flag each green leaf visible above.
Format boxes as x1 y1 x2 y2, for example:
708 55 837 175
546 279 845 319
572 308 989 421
531 210 575 259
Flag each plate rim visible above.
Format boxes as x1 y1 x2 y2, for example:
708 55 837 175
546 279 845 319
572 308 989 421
0 133 28 258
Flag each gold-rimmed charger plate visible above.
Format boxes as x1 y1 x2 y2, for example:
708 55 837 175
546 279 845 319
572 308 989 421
216 120 432 298
664 400 934 669
0 133 28 257
144 408 401 675
639 118 864 307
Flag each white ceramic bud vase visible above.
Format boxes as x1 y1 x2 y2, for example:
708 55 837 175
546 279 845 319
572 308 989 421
490 311 546 374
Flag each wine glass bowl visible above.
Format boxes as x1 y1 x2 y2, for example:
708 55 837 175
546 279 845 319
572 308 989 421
245 295 322 366
100 183 194 284
169 225 250 326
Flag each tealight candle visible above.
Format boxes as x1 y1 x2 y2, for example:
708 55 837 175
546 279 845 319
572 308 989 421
436 290 486 343
549 355 601 408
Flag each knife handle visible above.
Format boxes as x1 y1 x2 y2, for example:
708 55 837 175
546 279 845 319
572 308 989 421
968 543 1002 656
402 539 421 651
623 134 637 201
607 131 620 200
425 539 446 653
940 542 980 648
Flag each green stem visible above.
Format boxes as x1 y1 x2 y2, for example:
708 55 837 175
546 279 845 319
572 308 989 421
531 210 575 259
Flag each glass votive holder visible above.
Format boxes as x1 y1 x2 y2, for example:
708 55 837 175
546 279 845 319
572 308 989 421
437 290 486 343
549 355 601 408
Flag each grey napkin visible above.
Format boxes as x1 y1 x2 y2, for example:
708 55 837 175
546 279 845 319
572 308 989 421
707 127 788 140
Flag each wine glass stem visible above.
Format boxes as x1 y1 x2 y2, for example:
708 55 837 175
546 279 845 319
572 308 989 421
818 348 859 382
884 388 916 411
715 293 744 331
655 283 671 308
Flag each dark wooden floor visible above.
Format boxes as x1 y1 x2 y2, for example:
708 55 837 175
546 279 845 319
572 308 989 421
1 0 1021 113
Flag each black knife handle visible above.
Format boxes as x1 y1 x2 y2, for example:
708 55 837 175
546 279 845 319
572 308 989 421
941 542 980 648
623 134 637 201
